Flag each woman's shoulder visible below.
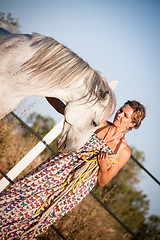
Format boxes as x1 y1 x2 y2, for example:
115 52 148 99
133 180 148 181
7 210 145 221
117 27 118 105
119 139 131 161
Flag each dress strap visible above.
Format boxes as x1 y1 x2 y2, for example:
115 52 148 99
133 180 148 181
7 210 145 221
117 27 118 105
103 125 111 140
103 124 125 154
113 134 125 154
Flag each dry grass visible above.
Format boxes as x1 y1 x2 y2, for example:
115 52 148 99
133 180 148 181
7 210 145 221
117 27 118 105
0 114 53 182
37 192 129 240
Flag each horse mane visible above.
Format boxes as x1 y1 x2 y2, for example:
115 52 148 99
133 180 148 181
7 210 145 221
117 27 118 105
22 33 115 103
0 19 21 34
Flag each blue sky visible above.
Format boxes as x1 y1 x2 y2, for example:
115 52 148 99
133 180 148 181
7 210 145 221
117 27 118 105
1 0 160 217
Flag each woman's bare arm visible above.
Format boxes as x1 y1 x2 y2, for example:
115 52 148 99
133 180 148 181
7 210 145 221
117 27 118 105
97 146 131 186
46 97 65 115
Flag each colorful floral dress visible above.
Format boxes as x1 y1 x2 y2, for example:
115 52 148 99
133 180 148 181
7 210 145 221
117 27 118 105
0 134 111 239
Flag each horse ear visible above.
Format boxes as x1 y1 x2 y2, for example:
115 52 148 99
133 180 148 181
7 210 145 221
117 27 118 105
108 80 118 90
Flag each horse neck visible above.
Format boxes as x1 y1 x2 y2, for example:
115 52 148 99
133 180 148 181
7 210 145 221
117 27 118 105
43 83 86 103
18 71 86 102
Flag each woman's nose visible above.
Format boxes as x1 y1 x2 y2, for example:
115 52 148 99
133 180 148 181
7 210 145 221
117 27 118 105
118 111 123 117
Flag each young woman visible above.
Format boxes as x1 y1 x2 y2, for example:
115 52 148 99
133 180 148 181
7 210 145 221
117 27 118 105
0 98 146 239
46 97 146 187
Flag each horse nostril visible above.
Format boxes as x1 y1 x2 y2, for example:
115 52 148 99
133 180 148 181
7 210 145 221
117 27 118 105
92 120 98 127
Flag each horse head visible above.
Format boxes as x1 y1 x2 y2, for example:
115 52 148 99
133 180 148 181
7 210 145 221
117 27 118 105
58 71 118 153
0 24 117 154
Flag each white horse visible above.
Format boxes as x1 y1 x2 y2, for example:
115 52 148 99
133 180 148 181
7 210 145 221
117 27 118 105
0 20 117 153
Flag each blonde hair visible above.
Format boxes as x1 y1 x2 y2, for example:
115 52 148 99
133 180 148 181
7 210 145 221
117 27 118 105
125 100 146 130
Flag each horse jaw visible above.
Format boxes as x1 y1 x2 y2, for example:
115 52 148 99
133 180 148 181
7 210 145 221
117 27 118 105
57 119 81 153
57 121 70 152
58 124 95 153
57 91 116 153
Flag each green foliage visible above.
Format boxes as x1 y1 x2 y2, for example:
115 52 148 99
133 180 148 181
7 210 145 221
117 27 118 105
0 12 20 28
23 112 55 138
22 112 58 154
135 215 160 240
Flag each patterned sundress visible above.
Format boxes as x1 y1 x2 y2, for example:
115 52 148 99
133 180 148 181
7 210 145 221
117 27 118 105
0 133 112 239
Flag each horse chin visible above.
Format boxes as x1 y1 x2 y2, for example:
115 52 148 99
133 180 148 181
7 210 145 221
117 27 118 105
57 139 76 154
57 132 76 153
57 140 66 152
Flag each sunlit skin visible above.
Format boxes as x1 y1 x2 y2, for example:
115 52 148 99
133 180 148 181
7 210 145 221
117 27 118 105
46 97 136 187
96 104 136 186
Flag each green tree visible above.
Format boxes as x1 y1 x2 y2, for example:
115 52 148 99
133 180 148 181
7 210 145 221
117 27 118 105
22 112 59 154
23 112 55 138
0 12 20 28
136 215 160 240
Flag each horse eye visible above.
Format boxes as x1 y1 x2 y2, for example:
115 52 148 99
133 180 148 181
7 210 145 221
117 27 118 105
99 89 109 99
92 120 98 127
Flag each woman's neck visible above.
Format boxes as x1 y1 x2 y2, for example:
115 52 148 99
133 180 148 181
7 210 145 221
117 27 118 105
108 123 126 139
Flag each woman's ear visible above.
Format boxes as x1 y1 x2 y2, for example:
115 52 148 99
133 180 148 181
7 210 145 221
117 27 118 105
129 122 136 129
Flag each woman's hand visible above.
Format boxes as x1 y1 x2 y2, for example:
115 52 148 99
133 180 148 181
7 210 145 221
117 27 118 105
97 152 110 186
98 151 111 171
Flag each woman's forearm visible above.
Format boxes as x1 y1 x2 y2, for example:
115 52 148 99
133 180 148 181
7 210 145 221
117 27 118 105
46 97 65 115
97 152 110 186
97 169 109 187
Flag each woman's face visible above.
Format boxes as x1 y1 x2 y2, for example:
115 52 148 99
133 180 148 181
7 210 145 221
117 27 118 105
113 104 135 129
